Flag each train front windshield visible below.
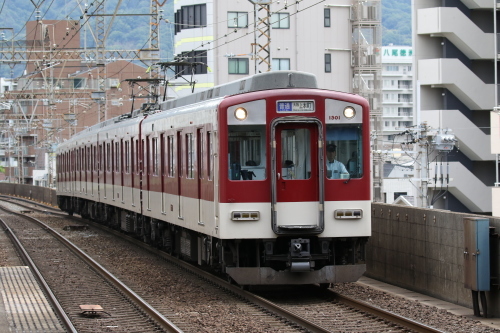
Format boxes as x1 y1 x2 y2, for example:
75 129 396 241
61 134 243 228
325 124 363 179
228 125 267 180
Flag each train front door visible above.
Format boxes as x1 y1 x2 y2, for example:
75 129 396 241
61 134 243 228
271 118 325 234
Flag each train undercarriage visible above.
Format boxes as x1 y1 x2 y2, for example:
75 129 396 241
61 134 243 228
58 196 368 286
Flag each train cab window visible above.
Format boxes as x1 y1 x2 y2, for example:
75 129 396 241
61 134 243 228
281 128 311 180
325 124 363 179
228 125 266 180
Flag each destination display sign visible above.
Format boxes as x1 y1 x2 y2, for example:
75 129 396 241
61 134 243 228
277 100 315 113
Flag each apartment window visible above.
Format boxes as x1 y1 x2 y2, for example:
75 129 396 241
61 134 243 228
398 80 412 89
324 9 331 27
73 78 84 88
272 58 290 70
174 4 207 34
229 58 249 74
398 94 412 103
386 65 399 71
398 107 413 117
175 50 208 76
272 13 290 29
325 54 331 73
228 12 248 28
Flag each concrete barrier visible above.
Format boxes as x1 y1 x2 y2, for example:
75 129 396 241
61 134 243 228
0 183 57 207
368 203 500 316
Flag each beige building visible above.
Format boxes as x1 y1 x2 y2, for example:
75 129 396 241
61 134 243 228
0 20 150 185
170 0 380 95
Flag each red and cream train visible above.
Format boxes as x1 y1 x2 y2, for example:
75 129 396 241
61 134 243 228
56 71 371 286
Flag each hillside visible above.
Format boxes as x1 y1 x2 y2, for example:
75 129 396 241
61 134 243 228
382 0 412 46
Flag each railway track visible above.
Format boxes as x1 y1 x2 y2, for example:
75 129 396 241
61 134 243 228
0 200 181 333
0 196 446 333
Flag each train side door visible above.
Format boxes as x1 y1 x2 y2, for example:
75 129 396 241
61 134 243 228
177 131 183 219
197 128 203 224
271 118 324 234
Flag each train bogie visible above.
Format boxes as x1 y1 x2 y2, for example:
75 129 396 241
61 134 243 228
56 71 371 286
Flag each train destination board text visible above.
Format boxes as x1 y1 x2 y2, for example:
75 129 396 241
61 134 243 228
277 101 315 113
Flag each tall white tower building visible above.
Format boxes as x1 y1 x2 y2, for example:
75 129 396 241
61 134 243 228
381 45 413 143
413 1 496 214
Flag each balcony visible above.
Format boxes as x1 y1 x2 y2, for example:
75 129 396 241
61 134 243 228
418 58 494 110
428 161 492 213
417 7 494 60
460 0 496 9
421 110 494 161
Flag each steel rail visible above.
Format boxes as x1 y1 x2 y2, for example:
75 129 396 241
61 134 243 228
0 202 184 333
328 290 446 333
0 214 77 333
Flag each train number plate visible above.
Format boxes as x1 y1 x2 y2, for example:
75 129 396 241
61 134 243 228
277 100 315 113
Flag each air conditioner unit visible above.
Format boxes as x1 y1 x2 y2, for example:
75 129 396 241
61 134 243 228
109 78 120 88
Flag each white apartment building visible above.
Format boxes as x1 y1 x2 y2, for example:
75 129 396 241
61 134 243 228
171 0 380 96
413 0 497 214
381 46 413 144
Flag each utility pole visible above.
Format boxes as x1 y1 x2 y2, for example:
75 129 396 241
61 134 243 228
248 0 272 73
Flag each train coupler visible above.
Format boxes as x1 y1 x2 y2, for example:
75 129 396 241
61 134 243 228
289 238 312 272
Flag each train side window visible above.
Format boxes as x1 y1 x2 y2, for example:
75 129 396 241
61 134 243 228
152 137 159 176
106 143 111 172
167 135 174 177
325 124 363 179
87 147 91 172
160 135 165 177
186 133 194 179
207 131 213 181
228 125 266 181
93 146 97 171
115 141 120 172
124 141 130 174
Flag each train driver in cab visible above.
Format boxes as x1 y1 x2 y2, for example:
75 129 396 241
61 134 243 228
326 144 348 179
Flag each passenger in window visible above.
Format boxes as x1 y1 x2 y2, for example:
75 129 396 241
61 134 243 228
326 144 348 179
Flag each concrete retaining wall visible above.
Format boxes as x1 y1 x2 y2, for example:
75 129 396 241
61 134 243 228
0 184 58 207
368 203 500 316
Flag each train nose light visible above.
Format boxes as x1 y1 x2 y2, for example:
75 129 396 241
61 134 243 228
343 106 356 119
234 107 248 120
231 211 260 221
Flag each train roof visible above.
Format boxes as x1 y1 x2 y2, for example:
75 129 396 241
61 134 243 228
69 71 318 141
160 70 317 111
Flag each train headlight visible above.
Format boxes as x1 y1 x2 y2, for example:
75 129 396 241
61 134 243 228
234 107 248 121
343 106 356 119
